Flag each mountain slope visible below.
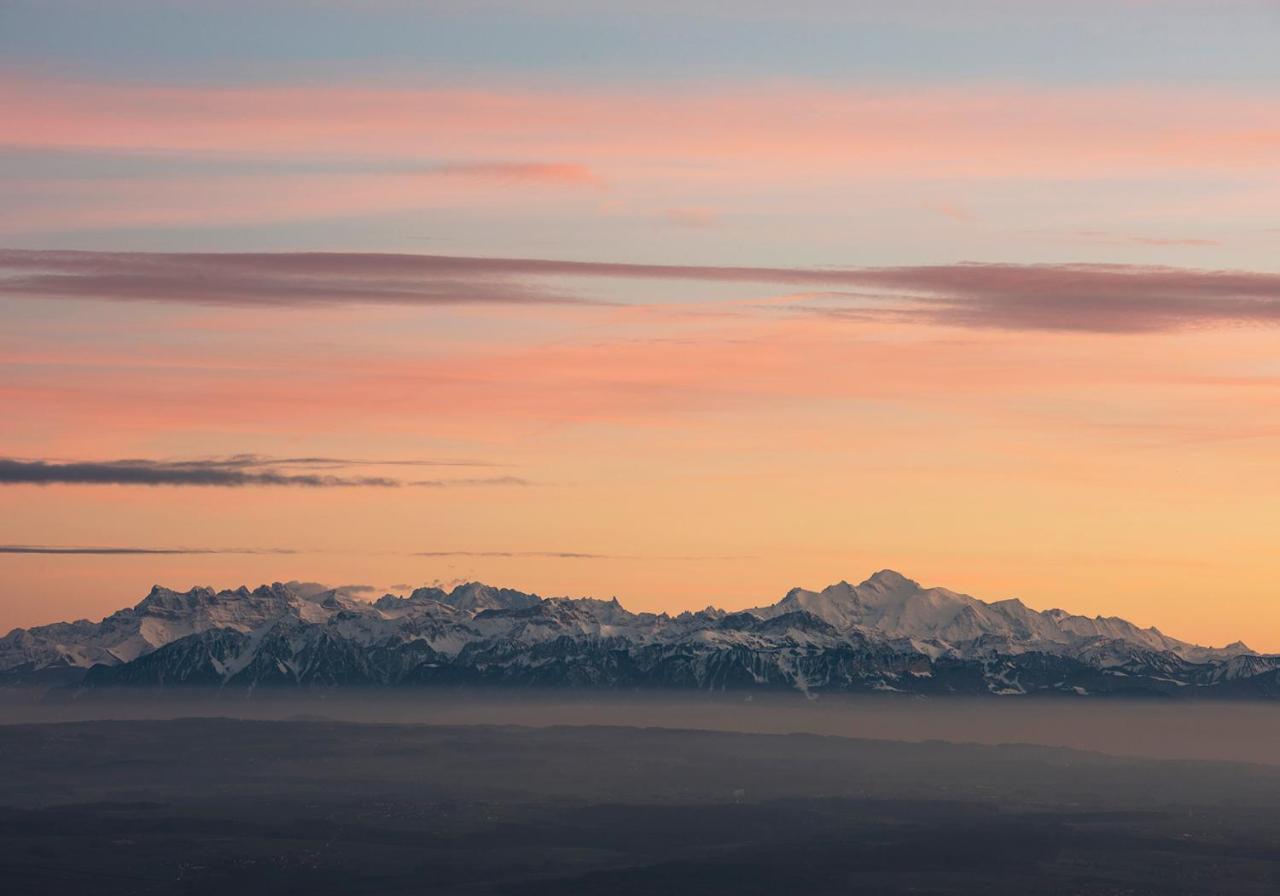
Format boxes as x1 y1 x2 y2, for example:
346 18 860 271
753 570 1246 662
4 572 1275 698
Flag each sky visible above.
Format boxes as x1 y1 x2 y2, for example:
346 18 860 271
1 0 1279 649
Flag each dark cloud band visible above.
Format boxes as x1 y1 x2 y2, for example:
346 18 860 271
3 250 1280 332
0 458 399 487
0 457 529 488
0 545 297 555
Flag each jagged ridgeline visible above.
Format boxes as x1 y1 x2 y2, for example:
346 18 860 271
3 572 1277 697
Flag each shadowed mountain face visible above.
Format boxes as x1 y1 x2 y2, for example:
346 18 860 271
3 572 1277 697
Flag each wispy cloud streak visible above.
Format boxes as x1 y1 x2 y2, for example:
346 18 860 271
415 550 617 559
413 477 530 488
5 79 1275 177
0 545 297 555
0 250 586 308
0 458 399 487
0 456 529 488
414 550 750 560
193 454 505 469
431 162 600 184
4 250 1280 332
787 264 1280 333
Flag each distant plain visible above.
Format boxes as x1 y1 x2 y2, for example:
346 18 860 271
4 698 1280 894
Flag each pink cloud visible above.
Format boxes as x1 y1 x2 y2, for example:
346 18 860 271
0 166 600 234
4 77 1275 239
432 162 602 185
2 301 1265 444
3 78 1276 181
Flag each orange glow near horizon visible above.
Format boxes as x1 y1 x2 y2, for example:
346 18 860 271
3 298 1280 649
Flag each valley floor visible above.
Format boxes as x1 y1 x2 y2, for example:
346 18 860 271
3 704 1280 894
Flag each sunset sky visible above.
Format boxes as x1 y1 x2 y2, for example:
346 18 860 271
2 1 1279 649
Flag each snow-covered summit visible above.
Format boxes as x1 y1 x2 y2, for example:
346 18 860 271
752 570 1250 662
2 571 1272 697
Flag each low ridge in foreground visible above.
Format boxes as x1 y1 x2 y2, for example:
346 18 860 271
3 571 1277 697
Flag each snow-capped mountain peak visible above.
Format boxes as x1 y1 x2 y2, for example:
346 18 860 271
1 572 1273 698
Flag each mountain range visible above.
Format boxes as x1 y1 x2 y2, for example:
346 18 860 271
3 571 1277 698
